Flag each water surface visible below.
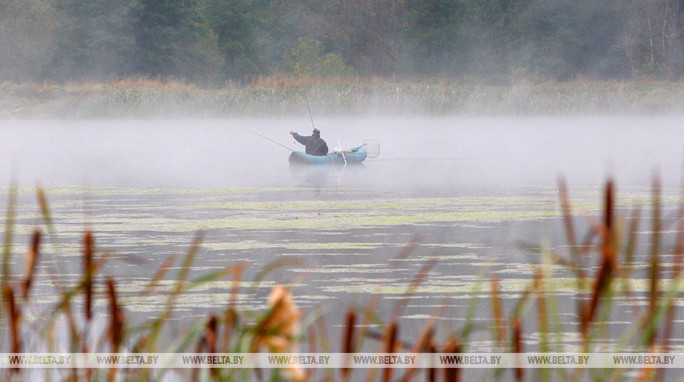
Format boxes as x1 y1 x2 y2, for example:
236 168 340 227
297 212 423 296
1 117 684 377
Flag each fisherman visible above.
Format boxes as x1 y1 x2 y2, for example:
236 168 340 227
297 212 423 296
290 128 329 156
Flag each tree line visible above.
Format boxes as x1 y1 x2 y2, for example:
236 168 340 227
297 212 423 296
2 0 684 84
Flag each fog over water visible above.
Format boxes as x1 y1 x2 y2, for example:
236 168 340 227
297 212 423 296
1 117 683 192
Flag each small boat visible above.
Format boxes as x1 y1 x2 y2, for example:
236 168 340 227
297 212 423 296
289 145 368 165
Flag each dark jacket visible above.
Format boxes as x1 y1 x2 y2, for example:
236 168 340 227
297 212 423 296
292 133 328 156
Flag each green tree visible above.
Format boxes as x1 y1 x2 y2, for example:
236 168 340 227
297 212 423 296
134 0 221 81
0 0 59 82
322 0 406 77
403 0 466 76
202 0 262 82
288 36 351 77
50 0 141 81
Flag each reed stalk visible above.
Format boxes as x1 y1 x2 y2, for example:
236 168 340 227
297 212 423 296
22 230 41 300
646 176 661 348
512 318 523 382
83 231 94 322
105 277 123 382
581 181 616 341
2 185 17 292
490 277 505 348
340 310 356 380
443 339 461 382
3 284 20 355
383 322 398 382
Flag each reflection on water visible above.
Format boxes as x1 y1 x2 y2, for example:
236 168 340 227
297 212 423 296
289 162 367 190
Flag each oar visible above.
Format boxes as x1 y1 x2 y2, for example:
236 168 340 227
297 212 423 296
252 132 294 152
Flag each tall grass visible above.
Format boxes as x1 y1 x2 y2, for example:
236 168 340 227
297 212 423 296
4 77 684 118
0 179 682 381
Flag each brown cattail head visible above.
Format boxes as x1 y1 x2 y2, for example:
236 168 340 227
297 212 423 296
223 307 238 350
106 278 124 353
205 315 218 354
22 230 41 300
205 315 219 379
604 180 614 232
36 187 48 214
385 322 398 353
260 285 302 352
343 310 356 354
581 181 617 336
4 284 21 356
558 176 578 256
427 342 437 382
341 310 356 379
83 230 94 321
602 180 617 282
255 285 305 382
512 318 523 382
443 339 461 382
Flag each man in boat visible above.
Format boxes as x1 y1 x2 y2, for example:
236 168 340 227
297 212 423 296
289 128 329 156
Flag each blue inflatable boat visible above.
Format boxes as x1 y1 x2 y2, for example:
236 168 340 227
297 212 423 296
289 145 367 165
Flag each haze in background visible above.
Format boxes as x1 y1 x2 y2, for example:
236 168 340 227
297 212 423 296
1 117 682 192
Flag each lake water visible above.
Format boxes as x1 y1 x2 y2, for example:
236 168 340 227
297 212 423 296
1 117 684 379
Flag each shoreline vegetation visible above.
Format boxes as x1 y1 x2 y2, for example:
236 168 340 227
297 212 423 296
3 77 684 119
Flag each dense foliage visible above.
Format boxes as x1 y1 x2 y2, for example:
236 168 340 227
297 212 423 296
2 0 684 83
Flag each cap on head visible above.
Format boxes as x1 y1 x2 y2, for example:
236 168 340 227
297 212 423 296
312 128 320 136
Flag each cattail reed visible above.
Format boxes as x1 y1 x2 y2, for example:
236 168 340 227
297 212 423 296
22 230 41 299
647 176 662 347
427 342 437 382
191 336 206 382
35 187 53 233
141 255 175 296
83 230 94 321
383 322 398 382
536 275 549 353
558 176 579 259
205 315 219 379
106 278 124 353
222 307 237 352
443 339 461 382
512 318 523 382
222 263 246 350
2 186 17 289
341 310 355 379
106 278 123 382
490 277 505 347
401 322 434 382
252 285 305 382
392 259 435 319
205 315 218 354
581 181 616 337
4 284 21 359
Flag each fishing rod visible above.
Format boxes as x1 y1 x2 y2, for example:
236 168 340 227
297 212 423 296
306 101 315 130
252 131 294 152
296 63 317 131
